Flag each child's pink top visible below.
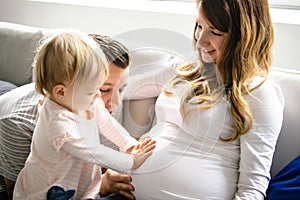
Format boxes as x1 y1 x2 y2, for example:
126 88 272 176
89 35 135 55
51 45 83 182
14 98 137 200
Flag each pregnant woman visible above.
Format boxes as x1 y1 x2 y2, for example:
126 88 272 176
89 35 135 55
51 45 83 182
130 0 284 199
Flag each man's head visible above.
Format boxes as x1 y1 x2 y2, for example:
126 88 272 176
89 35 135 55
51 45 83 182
89 34 130 114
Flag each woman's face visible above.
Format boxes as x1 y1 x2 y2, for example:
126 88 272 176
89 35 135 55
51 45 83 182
194 4 227 63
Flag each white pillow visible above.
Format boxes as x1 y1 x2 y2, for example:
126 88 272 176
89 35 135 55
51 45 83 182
122 47 187 138
124 47 186 100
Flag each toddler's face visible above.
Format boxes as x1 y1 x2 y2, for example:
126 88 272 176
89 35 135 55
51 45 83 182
64 62 103 113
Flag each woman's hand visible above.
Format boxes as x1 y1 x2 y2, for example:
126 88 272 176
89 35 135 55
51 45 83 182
100 169 136 200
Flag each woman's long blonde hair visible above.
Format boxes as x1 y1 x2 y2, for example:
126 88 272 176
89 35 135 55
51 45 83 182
167 0 274 141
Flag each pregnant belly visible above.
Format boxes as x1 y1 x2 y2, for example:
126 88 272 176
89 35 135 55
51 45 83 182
130 127 239 200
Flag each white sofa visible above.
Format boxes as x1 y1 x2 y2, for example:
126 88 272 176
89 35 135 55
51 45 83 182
0 21 299 179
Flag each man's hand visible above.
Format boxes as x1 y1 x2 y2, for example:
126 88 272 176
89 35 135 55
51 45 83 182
100 169 135 200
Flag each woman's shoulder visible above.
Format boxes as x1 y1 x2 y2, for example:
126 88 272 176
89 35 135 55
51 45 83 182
252 76 282 95
247 76 285 108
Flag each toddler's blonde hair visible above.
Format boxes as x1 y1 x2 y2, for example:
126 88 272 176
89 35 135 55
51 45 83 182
34 31 108 98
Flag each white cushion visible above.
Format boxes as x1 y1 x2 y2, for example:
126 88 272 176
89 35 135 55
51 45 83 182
269 67 300 177
122 47 186 138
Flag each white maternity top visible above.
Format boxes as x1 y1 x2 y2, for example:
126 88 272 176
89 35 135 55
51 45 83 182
130 78 284 200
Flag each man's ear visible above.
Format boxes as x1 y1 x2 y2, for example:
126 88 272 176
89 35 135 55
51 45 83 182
53 84 66 100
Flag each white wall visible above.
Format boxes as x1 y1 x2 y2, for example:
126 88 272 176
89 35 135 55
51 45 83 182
272 23 300 70
1 0 300 70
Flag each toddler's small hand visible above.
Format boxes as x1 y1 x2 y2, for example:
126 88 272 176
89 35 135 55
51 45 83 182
131 138 156 169
138 134 151 143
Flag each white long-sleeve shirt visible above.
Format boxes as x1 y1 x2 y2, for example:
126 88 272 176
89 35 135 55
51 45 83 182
14 97 138 200
130 77 284 200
